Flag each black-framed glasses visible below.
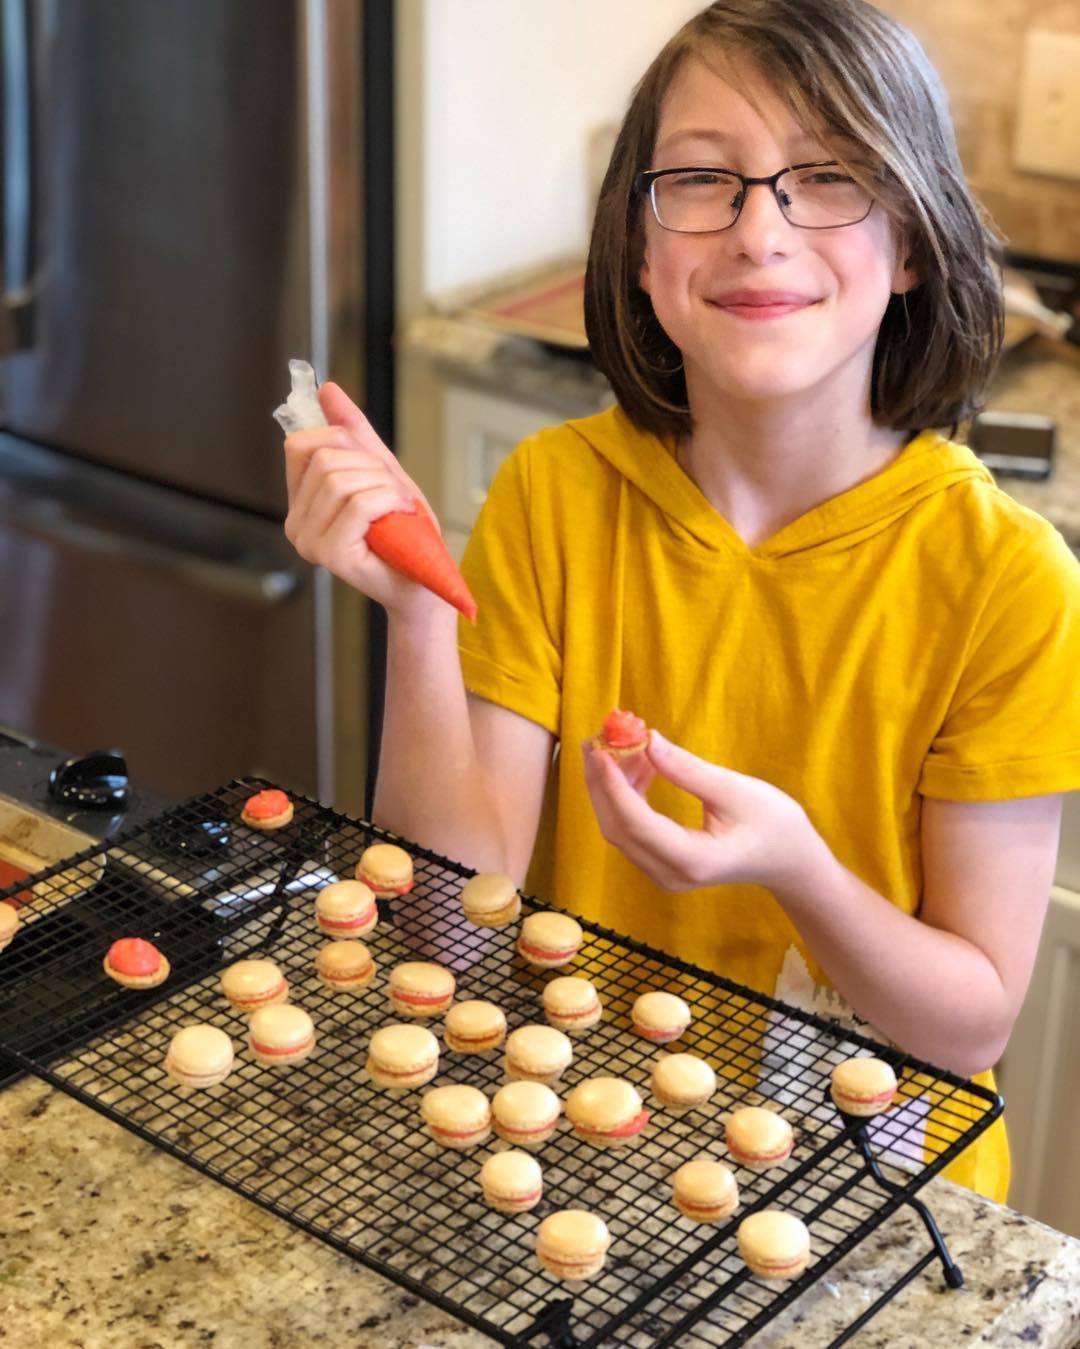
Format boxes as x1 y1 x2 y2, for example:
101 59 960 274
635 161 875 233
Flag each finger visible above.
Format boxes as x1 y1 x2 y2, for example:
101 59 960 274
293 483 406 573
287 473 407 560
283 426 352 502
290 457 405 534
647 730 740 803
584 744 700 876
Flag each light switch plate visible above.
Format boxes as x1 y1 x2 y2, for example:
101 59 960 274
1013 29 1080 180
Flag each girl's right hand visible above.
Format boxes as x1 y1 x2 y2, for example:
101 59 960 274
283 381 446 623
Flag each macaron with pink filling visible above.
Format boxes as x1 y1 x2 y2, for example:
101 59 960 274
220 958 288 1013
315 879 378 939
248 1003 316 1067
632 991 692 1044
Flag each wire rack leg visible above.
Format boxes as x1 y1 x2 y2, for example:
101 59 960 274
520 1296 582 1347
846 1117 964 1289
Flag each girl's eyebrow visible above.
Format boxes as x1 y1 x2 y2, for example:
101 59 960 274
655 128 834 157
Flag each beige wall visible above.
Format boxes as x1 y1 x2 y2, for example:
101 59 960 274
883 1 1080 261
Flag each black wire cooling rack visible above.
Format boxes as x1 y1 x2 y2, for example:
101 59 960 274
0 780 1002 1347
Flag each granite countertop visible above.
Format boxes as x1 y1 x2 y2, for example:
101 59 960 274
1 1073 1078 1349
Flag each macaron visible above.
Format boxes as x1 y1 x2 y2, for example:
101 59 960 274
726 1106 794 1171
388 961 456 1018
164 1025 234 1089
459 872 521 927
504 1025 573 1085
565 1077 649 1148
366 1023 439 1090
240 788 294 829
517 912 584 969
0 902 19 952
479 1150 543 1215
220 958 288 1013
632 991 692 1044
420 1084 492 1150
672 1158 740 1223
830 1057 899 1117
542 976 603 1034
738 1211 812 1281
315 941 376 992
597 707 649 758
651 1053 717 1112
355 842 414 898
248 1004 316 1067
536 1210 611 1282
444 999 507 1053
492 1080 562 1148
103 937 170 990
315 879 378 939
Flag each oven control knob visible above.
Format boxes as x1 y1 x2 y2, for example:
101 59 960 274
48 750 130 810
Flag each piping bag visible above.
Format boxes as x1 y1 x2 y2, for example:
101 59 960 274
273 359 477 622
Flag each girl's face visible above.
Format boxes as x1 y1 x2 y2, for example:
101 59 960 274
639 53 916 416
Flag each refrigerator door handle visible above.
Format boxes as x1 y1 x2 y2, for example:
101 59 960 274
2 492 300 607
0 0 35 353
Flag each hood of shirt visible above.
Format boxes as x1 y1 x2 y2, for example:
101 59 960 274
564 404 995 560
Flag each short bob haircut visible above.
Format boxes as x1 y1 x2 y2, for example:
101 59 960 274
585 0 1004 442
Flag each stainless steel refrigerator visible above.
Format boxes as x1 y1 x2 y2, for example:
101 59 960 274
0 0 394 811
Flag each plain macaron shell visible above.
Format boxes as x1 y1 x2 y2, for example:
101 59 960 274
366 1023 439 1088
651 1053 717 1109
830 1057 899 1116
420 1084 492 1149
738 1210 812 1280
632 990 692 1042
504 1025 573 1082
315 880 378 938
479 1150 543 1213
444 999 507 1052
315 941 376 990
492 1080 562 1147
356 842 413 895
389 961 456 1017
536 1209 611 1281
517 912 584 967
248 1004 317 1066
565 1077 649 1147
0 903 19 951
165 1024 234 1088
220 958 289 1010
459 872 522 927
672 1158 740 1222
542 976 603 1032
726 1106 794 1169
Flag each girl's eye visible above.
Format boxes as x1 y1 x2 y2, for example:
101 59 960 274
671 172 727 188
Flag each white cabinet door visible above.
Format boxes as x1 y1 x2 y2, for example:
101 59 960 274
441 385 560 540
997 885 1080 1237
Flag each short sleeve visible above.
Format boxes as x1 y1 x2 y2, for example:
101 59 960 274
457 438 564 736
919 524 1080 799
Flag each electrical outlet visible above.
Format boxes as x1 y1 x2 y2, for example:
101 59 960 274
1013 29 1080 180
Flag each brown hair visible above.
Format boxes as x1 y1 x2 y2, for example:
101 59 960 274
584 0 1004 441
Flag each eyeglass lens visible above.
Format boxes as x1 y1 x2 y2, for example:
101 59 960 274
651 166 872 232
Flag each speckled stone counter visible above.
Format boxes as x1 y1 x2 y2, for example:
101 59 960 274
2 1077 1078 1348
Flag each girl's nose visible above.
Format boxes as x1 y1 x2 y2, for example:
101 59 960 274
725 181 795 262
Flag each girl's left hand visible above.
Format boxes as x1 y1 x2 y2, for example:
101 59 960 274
581 729 820 893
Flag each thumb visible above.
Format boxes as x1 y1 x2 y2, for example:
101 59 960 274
318 381 374 438
647 729 735 802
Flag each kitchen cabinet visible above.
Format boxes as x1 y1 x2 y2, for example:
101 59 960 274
441 384 565 559
997 885 1080 1238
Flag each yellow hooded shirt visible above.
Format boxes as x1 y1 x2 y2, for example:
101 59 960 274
458 404 1080 1201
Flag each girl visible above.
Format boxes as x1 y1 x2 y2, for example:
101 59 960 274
282 0 1080 1202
